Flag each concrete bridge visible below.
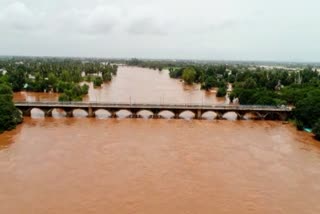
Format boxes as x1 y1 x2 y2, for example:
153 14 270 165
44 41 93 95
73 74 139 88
14 101 292 120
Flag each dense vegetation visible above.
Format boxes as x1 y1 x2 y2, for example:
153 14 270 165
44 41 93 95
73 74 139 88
0 57 118 101
168 64 320 140
126 58 200 71
0 75 23 133
0 57 119 132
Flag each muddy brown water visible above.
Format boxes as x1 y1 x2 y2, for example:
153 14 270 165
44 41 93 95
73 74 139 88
1 66 319 214
14 66 224 105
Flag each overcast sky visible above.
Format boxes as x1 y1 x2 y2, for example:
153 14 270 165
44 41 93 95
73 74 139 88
0 0 320 61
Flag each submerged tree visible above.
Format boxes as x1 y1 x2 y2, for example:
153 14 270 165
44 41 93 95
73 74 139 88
216 87 227 97
0 83 23 133
182 67 196 84
93 77 103 87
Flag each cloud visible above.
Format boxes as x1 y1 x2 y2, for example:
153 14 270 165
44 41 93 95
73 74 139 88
126 16 168 36
0 1 44 31
0 1 241 36
84 6 122 34
55 5 123 35
1 0 320 61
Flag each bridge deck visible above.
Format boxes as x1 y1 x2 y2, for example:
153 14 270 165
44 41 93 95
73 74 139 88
14 101 292 112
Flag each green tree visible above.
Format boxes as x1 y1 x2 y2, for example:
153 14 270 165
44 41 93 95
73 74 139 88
81 84 89 95
169 68 183 78
243 77 257 89
58 93 71 102
60 70 72 82
0 83 23 133
8 67 27 91
182 67 196 84
294 94 320 128
48 72 58 87
93 77 103 87
216 87 227 97
201 76 215 90
228 74 236 83
102 71 112 81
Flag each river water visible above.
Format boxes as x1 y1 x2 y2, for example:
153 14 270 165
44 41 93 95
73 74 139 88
14 66 224 105
1 66 320 214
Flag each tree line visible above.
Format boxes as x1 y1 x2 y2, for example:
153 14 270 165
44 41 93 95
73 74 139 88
0 57 118 101
0 75 23 133
169 65 320 140
0 57 118 132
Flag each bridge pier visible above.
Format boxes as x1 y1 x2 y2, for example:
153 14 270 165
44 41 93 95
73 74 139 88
174 111 180 119
152 113 160 119
45 109 53 117
88 107 95 118
66 110 73 118
254 112 263 120
237 113 244 120
279 112 288 121
109 111 117 118
23 108 32 117
131 111 137 118
195 109 202 120
215 112 223 120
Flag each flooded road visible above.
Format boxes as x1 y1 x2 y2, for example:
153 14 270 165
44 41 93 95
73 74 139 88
2 66 320 213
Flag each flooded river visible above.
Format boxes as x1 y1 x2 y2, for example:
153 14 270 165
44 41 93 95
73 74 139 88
14 66 224 105
1 66 320 214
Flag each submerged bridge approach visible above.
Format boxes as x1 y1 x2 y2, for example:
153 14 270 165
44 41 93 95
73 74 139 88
15 101 292 120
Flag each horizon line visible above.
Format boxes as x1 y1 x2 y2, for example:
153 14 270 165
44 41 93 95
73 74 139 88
0 54 320 65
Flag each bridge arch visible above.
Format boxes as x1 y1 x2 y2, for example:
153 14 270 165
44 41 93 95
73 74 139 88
178 110 196 119
242 111 262 120
201 111 220 120
94 109 112 119
222 111 243 120
158 110 175 119
51 108 67 118
72 108 88 118
115 109 133 118
136 110 154 119
30 108 46 118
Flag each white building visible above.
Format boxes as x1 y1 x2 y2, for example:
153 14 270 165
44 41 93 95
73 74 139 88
0 69 7 75
28 74 35 80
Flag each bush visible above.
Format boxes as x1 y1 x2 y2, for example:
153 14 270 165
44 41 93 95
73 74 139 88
169 68 183 78
58 84 89 102
81 84 89 95
102 72 112 81
58 93 71 102
294 95 320 128
56 81 74 93
182 67 196 84
0 83 23 133
216 87 227 97
93 77 103 87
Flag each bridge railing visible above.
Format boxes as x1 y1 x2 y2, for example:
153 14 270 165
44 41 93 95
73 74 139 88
14 101 293 111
